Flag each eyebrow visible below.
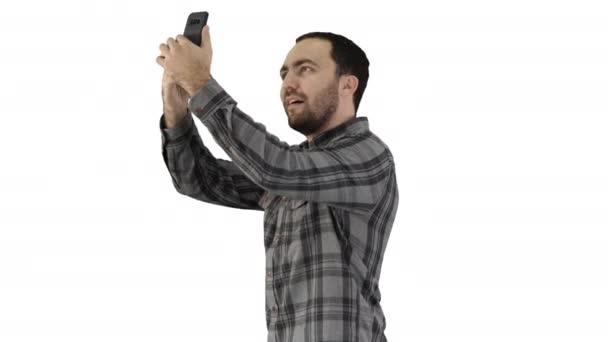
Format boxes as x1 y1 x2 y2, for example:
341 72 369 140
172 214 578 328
280 58 319 76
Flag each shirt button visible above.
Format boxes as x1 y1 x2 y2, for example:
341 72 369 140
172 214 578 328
266 271 272 279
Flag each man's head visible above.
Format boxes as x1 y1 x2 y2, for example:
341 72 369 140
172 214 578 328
279 32 369 139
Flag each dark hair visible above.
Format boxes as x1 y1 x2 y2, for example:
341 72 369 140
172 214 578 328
295 32 369 114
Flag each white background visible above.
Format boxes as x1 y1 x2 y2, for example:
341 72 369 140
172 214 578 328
0 0 606 341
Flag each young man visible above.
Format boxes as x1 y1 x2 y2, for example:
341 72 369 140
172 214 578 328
156 26 399 342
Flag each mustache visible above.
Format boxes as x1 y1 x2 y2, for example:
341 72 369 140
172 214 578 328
284 92 306 100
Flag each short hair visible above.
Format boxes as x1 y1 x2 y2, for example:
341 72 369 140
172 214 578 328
295 32 370 114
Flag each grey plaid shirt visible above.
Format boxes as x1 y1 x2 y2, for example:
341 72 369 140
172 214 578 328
160 77 399 342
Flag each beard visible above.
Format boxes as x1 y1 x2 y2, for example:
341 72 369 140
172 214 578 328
284 78 339 136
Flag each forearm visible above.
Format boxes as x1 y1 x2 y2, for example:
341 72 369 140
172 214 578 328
162 110 189 129
159 113 264 210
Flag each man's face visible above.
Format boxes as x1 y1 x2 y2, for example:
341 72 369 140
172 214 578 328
280 38 340 136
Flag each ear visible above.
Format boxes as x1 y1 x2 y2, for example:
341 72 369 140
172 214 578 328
340 75 359 97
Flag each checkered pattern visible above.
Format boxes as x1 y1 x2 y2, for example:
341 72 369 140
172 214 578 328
160 78 399 342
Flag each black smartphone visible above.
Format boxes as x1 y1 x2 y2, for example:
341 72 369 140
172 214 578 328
183 11 209 46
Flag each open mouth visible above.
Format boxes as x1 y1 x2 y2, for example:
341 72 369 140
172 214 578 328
287 99 305 106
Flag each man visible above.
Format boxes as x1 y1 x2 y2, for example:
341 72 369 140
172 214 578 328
156 25 399 342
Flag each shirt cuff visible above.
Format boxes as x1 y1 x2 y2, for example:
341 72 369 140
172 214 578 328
187 77 234 123
159 111 195 145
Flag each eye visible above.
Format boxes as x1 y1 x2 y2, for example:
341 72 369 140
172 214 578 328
281 66 313 79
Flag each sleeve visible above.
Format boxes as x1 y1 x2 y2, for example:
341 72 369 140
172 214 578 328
160 111 266 211
187 78 394 214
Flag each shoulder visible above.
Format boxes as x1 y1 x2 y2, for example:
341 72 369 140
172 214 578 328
368 131 395 163
325 131 394 174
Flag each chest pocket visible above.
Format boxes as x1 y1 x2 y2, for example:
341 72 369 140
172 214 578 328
260 192 307 211
283 198 310 241
287 198 308 210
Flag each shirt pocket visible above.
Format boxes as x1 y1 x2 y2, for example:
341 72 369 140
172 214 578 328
286 199 308 222
282 198 313 243
287 198 307 210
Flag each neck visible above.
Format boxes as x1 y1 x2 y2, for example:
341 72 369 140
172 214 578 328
307 111 355 143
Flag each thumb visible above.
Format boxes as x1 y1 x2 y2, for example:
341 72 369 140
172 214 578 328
201 25 211 50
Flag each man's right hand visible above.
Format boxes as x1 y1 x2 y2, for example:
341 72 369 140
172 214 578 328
162 71 189 128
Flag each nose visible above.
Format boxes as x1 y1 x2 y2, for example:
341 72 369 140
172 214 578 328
281 73 299 99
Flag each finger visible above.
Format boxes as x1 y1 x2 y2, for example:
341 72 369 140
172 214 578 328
159 43 169 55
175 34 190 45
156 55 165 67
166 37 177 50
203 25 212 50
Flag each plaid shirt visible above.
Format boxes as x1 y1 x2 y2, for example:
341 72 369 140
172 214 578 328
160 77 399 342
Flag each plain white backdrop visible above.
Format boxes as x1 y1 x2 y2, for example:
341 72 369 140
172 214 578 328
0 0 606 341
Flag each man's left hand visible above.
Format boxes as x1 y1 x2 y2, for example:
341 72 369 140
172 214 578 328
156 25 212 98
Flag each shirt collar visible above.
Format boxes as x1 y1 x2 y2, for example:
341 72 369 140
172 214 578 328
298 116 369 149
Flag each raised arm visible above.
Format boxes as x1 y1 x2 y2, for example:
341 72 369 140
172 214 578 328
187 78 394 215
160 112 266 211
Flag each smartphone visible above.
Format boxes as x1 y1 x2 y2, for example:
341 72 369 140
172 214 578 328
183 11 209 46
